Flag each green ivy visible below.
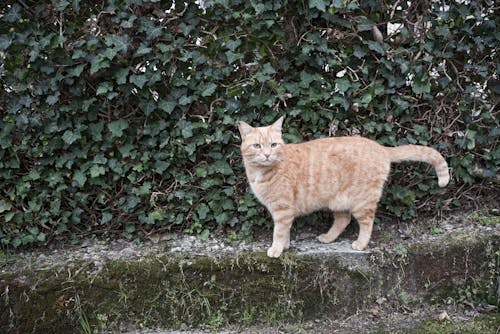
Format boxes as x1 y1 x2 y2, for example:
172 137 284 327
0 0 498 247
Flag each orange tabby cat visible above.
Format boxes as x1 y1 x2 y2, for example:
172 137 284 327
237 116 449 258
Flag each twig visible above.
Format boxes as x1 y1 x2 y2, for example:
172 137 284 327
390 0 402 19
209 98 223 123
448 60 464 91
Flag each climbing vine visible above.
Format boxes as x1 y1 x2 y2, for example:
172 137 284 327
0 0 498 247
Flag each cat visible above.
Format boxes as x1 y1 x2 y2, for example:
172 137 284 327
237 116 450 258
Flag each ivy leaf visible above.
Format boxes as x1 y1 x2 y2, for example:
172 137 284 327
90 165 106 178
130 74 148 88
309 0 327 12
299 70 319 87
155 160 169 174
71 49 87 60
101 212 113 224
125 223 135 234
0 200 12 213
96 82 113 95
72 170 87 187
93 154 108 164
357 17 375 31
105 34 130 53
158 99 176 114
225 51 243 64
139 100 156 116
120 15 136 28
124 196 139 211
199 229 210 240
225 39 241 51
0 35 13 49
134 182 151 196
108 119 128 137
366 41 386 55
57 0 70 11
90 55 110 74
62 130 81 145
102 47 119 60
28 46 40 62
179 96 194 105
335 78 351 93
332 0 344 9
3 4 22 23
67 64 85 78
412 74 431 95
46 92 60 105
35 231 46 242
197 203 210 220
72 0 80 13
154 41 168 52
211 160 233 175
360 91 373 105
134 44 152 57
26 170 40 181
201 82 217 97
115 68 129 85
89 122 104 141
177 120 193 138
11 238 22 248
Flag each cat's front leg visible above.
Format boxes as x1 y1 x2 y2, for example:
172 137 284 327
267 212 294 258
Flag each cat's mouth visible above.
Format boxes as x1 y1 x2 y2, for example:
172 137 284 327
255 157 277 166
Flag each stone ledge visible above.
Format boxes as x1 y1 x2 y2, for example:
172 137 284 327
0 226 498 333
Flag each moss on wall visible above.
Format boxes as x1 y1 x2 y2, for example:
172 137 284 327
1 230 498 333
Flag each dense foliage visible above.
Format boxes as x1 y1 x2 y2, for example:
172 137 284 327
0 0 498 247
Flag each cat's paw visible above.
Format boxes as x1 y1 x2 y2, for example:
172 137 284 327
267 246 283 258
351 241 367 251
317 233 333 244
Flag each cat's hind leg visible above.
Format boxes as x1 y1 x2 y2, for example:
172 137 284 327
351 207 376 251
318 212 351 243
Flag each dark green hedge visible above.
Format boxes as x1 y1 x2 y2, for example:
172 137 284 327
0 0 498 247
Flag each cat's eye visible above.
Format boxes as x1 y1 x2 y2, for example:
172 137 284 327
253 143 261 149
271 143 278 148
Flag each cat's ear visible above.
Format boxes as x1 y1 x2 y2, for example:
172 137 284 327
237 121 254 138
271 116 284 132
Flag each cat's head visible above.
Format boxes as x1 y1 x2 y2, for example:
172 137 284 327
237 117 285 167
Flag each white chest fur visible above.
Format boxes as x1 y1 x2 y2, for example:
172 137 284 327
248 170 267 203
252 170 263 183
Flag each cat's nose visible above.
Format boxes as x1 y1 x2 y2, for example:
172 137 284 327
264 153 270 159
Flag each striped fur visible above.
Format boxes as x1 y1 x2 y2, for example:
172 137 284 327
238 117 450 258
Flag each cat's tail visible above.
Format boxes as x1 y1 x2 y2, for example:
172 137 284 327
387 145 450 187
